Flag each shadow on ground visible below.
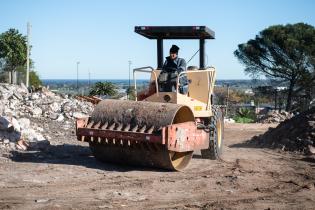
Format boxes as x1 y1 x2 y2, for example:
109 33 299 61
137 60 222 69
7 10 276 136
300 156 315 164
192 154 203 159
8 143 169 172
229 137 315 166
228 136 265 149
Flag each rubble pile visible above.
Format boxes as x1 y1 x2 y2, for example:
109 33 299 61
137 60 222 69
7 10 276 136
252 107 315 154
257 110 293 123
0 83 94 151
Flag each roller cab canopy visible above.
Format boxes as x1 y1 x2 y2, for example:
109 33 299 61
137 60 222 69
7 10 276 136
134 26 215 69
134 26 215 39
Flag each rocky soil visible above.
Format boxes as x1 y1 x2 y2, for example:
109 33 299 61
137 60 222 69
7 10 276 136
0 83 93 152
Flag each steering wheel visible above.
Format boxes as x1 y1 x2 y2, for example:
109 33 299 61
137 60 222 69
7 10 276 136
163 67 178 72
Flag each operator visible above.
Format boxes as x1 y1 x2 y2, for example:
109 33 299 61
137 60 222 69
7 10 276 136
158 45 188 94
163 45 186 74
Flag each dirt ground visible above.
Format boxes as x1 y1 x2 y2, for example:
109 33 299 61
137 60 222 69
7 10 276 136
0 123 314 210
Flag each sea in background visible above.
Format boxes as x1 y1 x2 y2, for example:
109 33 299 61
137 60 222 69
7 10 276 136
42 79 270 89
42 79 150 95
43 79 147 86
41 79 272 96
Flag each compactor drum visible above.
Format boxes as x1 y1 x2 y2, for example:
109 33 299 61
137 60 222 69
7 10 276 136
76 26 224 170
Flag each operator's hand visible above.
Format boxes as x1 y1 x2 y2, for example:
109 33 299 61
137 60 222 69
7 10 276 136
164 67 178 72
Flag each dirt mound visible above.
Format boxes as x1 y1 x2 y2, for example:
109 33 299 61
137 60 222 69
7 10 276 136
252 107 315 154
257 110 293 123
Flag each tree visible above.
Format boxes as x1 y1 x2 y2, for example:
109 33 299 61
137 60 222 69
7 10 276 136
29 71 42 87
0 29 27 84
126 86 136 100
89 81 118 96
234 23 315 111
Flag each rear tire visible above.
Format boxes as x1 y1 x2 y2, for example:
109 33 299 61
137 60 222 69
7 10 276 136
201 106 224 159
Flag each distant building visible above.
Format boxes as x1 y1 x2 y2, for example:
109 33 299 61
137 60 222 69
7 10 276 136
119 95 128 100
244 88 254 95
276 86 287 91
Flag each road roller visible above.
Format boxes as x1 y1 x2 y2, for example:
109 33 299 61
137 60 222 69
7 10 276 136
76 26 224 171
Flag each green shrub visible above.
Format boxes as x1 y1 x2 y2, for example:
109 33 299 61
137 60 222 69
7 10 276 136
89 81 118 96
29 70 42 88
234 116 255 123
233 108 256 123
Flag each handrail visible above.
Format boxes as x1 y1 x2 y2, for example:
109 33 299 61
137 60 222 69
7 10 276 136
176 67 216 110
133 66 159 101
133 66 154 72
176 67 215 92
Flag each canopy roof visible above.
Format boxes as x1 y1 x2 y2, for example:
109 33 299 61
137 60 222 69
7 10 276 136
134 26 215 39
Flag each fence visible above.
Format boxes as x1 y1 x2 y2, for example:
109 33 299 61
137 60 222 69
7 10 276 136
0 70 26 85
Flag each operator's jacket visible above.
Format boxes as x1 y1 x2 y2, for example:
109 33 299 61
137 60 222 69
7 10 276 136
162 56 186 73
158 56 188 93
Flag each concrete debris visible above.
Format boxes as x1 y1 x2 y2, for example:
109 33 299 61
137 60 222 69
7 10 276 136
31 107 43 117
0 83 94 152
251 107 315 154
56 114 64 122
257 110 293 123
224 118 235 123
49 112 59 120
72 112 89 119
18 118 31 130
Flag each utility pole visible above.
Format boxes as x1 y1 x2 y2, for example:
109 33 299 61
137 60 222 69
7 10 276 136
26 22 31 87
88 69 91 91
128 60 132 100
76 61 80 93
274 88 278 111
226 84 230 117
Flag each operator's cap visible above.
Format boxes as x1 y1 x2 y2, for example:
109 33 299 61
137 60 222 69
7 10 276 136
170 45 179 54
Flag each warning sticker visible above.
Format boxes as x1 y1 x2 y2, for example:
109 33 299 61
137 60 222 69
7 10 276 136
194 106 203 111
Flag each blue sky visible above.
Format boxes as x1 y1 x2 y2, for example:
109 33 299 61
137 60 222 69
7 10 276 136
1 0 314 79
